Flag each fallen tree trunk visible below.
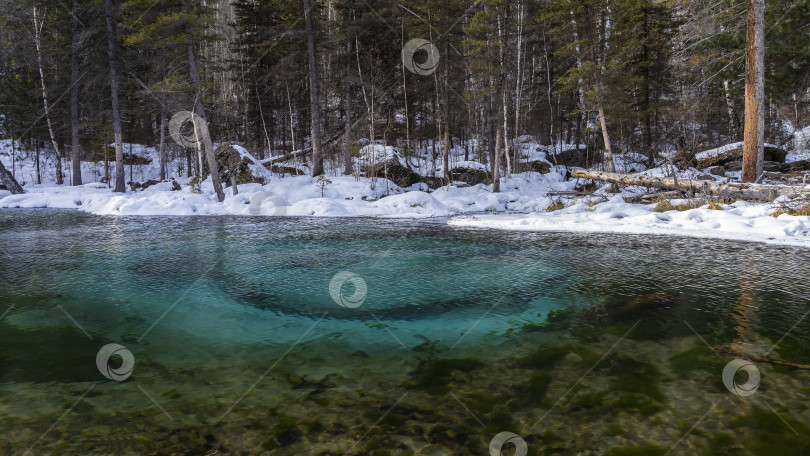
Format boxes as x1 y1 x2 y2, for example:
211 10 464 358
572 169 810 201
0 159 24 194
622 190 682 203
260 118 361 166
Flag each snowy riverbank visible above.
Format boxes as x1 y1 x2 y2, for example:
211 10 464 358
448 195 810 247
0 171 570 217
3 171 810 247
3 137 810 246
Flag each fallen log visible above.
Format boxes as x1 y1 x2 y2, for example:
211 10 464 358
572 169 810 202
260 117 362 166
696 144 787 169
0 159 24 194
622 190 683 203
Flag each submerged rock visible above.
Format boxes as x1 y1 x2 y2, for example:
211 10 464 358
590 292 684 322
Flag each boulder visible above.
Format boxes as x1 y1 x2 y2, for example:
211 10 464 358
450 167 491 185
214 144 258 186
551 146 589 167
363 158 420 188
90 147 151 165
524 160 551 174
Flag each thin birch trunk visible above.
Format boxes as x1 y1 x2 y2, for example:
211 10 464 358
493 127 502 193
32 7 63 185
498 15 511 178
400 8 411 167
514 0 524 169
70 0 82 185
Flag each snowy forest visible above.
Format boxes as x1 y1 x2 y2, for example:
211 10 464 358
3 0 810 455
1 0 809 191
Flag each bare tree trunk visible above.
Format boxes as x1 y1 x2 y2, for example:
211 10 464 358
32 7 63 185
598 103 615 172
742 0 765 183
493 127 502 193
35 140 41 184
400 7 411 167
344 0 354 175
285 80 296 155
514 0 524 145
486 82 495 174
498 15 511 178
723 79 737 139
442 43 451 186
159 108 167 180
71 0 82 186
303 0 324 176
104 0 125 192
185 21 226 202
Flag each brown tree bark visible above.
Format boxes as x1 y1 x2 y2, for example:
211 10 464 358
303 0 324 176
71 0 82 186
104 0 125 192
742 0 765 183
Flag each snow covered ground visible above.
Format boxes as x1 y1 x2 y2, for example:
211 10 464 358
2 138 810 247
448 195 810 247
0 172 568 218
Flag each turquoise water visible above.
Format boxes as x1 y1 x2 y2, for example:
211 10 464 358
1 209 810 455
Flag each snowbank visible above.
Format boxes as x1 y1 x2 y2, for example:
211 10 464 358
448 195 810 247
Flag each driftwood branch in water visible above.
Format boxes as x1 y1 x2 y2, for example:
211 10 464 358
572 169 810 202
711 346 810 370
